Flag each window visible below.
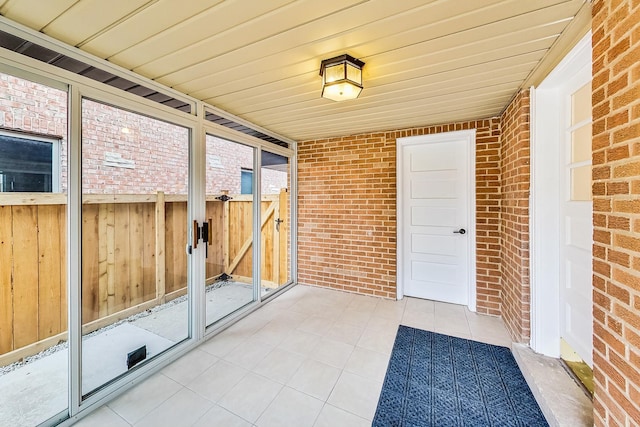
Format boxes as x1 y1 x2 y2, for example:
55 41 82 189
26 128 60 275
0 131 60 192
241 168 253 194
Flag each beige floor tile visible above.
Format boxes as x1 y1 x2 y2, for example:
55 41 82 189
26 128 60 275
313 404 371 427
199 330 247 358
133 388 212 427
161 349 218 386
255 386 323 427
251 320 294 346
286 359 341 401
186 360 248 402
324 321 365 346
309 337 355 369
217 373 282 423
357 327 396 355
404 297 435 313
327 371 383 421
74 406 130 427
252 347 306 384
336 309 373 328
298 315 335 336
223 337 275 370
107 373 181 424
344 346 390 383
192 404 251 427
278 329 321 356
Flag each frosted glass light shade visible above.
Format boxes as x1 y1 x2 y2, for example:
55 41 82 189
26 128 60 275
320 54 364 102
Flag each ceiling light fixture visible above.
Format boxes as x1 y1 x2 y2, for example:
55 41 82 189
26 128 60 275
319 54 365 102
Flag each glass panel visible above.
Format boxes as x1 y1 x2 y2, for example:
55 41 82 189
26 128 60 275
346 62 362 85
571 124 592 163
0 72 68 425
205 135 256 326
81 99 189 397
571 82 591 125
571 165 592 201
324 63 345 83
261 151 291 292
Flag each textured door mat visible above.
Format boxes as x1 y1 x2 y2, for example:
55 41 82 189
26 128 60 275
373 326 548 426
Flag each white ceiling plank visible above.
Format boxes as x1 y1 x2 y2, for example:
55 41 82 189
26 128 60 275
162 0 503 89
80 0 225 57
0 0 78 31
132 0 369 79
238 69 532 125
259 86 516 134
42 0 155 47
108 0 296 69
171 0 577 94
183 9 570 101
227 57 539 118
203 36 553 109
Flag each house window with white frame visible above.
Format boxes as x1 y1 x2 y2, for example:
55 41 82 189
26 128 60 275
0 130 61 192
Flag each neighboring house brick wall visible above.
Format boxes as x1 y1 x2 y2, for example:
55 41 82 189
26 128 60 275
0 73 68 189
499 90 532 342
592 0 640 425
298 119 503 314
0 73 286 195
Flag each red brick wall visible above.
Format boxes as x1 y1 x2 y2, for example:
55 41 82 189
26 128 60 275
298 119 503 313
592 0 640 425
499 90 532 342
0 72 286 195
0 73 68 189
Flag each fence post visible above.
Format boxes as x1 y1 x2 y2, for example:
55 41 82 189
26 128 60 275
155 191 166 304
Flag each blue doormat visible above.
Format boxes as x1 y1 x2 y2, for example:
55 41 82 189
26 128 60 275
373 326 548 426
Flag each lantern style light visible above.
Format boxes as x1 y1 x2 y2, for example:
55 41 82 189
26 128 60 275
319 54 365 102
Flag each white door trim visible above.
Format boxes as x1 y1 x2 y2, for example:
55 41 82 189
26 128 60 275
396 129 477 311
530 31 592 357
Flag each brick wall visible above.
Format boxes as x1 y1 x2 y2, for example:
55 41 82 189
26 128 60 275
592 0 640 425
298 119 503 312
499 90 532 342
1 72 286 195
0 73 68 189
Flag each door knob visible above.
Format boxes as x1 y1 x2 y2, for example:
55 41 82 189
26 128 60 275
453 228 466 234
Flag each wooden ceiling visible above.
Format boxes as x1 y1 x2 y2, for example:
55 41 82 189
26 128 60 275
0 0 589 141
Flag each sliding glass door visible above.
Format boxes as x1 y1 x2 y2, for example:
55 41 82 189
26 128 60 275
204 134 257 326
260 151 291 293
0 71 69 427
80 98 190 396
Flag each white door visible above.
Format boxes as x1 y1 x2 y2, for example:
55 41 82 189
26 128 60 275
560 79 593 366
398 130 475 306
531 32 592 359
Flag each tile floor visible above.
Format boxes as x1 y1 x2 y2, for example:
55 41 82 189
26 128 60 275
75 285 513 427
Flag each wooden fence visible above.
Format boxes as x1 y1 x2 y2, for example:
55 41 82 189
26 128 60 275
0 190 288 364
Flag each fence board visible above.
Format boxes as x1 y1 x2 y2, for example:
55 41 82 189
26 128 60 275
0 205 13 353
1 192 287 358
129 203 144 306
59 205 67 329
105 203 116 314
83 204 100 323
205 201 225 279
143 202 156 302
114 204 131 312
12 205 39 348
37 205 62 339
165 202 187 293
